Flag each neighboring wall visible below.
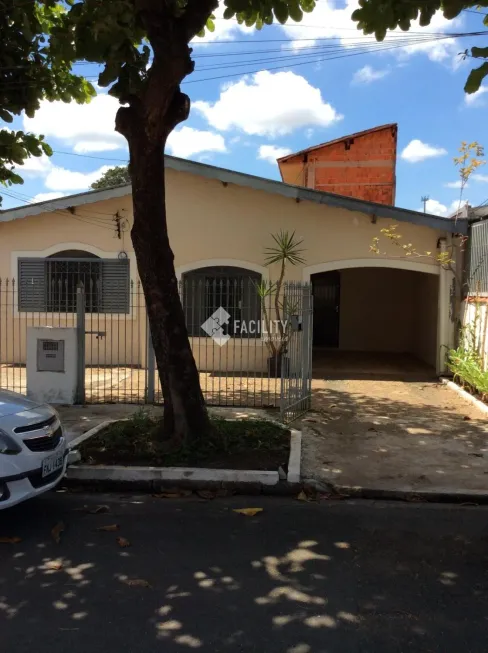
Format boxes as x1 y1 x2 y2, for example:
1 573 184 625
279 125 397 205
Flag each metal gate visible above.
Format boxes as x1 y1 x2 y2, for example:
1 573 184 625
279 282 313 422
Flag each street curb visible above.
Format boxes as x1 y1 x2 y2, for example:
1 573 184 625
66 421 302 494
440 377 488 416
303 479 488 504
287 429 302 483
68 420 116 449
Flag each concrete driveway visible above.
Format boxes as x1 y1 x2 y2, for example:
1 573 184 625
301 362 488 494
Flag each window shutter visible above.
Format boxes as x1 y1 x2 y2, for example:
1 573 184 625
100 259 130 313
18 258 46 311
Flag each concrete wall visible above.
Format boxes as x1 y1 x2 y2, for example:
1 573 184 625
279 125 397 205
461 299 488 370
412 273 439 368
338 268 414 352
0 166 442 370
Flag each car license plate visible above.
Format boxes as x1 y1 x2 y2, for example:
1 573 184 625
42 452 64 478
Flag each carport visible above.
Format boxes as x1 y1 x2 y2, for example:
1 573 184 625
308 259 441 379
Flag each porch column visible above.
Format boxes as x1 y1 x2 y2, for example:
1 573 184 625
437 238 455 375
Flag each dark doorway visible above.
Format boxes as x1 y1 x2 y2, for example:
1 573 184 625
312 271 340 348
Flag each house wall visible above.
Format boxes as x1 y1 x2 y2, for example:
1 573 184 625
279 125 397 204
412 273 439 368
0 167 443 369
461 299 488 371
338 268 415 353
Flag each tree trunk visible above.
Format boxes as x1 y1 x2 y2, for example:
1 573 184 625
128 134 211 443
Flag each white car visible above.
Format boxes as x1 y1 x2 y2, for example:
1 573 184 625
0 390 67 509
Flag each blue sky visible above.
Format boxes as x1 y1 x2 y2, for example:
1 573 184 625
3 1 488 217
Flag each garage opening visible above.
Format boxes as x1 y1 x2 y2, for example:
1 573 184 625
311 266 438 379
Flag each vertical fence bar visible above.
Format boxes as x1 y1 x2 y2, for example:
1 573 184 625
146 313 155 403
76 283 86 404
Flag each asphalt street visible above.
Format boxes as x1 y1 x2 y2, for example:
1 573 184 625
1 492 487 653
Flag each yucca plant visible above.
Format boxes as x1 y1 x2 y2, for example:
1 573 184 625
259 231 305 374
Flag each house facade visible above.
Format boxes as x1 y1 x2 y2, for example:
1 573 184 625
0 156 465 383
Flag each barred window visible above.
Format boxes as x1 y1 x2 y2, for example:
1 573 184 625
18 250 130 313
182 266 261 337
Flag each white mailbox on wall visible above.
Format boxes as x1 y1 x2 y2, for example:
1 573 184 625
27 327 78 405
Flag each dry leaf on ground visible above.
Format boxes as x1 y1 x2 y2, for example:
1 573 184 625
96 524 120 532
153 489 192 499
117 537 131 548
123 578 152 588
297 491 309 502
45 560 63 570
233 508 263 517
51 521 65 544
0 536 22 544
197 490 216 500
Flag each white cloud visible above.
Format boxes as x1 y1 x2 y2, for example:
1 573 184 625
352 65 389 85
194 71 342 137
192 4 253 43
16 154 53 176
465 86 488 107
258 145 292 164
419 198 468 216
32 191 65 203
44 165 111 191
444 180 466 189
23 94 126 153
166 126 227 158
401 139 447 163
278 0 463 64
473 173 488 182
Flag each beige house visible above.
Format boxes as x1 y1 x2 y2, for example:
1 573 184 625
0 156 466 387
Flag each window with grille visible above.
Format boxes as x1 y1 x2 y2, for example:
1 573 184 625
182 266 262 337
18 252 130 313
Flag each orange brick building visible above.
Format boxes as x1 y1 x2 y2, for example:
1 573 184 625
277 123 398 206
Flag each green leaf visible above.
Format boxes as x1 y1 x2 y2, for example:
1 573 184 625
206 17 215 32
289 4 303 22
273 1 289 24
223 6 235 19
465 61 488 95
472 47 488 60
0 109 13 123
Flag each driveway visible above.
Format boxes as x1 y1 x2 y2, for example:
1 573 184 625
1 492 488 653
301 369 488 494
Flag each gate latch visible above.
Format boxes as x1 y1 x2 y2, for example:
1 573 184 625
85 330 106 340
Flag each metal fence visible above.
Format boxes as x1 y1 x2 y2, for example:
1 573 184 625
467 220 488 293
0 276 312 421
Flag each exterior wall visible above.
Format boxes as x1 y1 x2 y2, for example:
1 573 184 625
0 167 443 369
338 268 415 353
279 125 397 205
461 299 488 370
412 273 439 368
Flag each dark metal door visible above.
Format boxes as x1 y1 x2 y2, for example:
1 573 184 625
312 271 340 348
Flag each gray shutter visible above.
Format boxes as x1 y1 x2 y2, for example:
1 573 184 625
18 258 46 311
100 259 130 313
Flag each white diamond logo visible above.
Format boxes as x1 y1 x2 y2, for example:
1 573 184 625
201 307 231 346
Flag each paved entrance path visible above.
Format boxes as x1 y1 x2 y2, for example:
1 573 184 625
1 493 488 653
300 376 488 494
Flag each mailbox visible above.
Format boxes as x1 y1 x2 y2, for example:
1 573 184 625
37 339 65 373
27 327 77 404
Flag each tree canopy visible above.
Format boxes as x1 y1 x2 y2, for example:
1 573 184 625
0 0 94 203
352 0 488 93
91 165 130 190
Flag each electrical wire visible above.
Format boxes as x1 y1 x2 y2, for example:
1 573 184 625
1 189 116 230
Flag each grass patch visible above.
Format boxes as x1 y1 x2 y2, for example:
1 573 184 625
78 409 290 471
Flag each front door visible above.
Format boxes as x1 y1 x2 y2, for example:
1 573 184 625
312 271 340 348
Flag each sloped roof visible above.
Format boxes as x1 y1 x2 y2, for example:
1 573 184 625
0 154 466 234
277 123 398 163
